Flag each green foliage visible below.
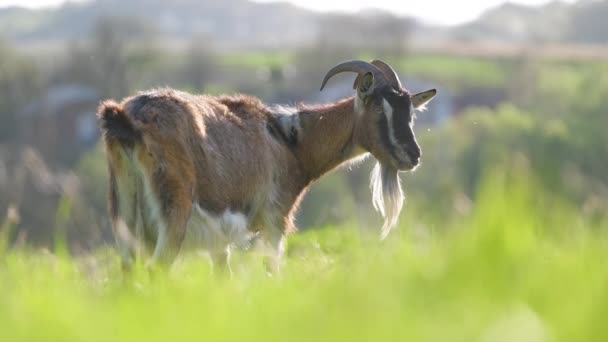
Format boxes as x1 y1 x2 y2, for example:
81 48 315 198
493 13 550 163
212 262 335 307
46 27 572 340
297 171 358 228
398 55 511 90
406 57 608 224
1 172 607 341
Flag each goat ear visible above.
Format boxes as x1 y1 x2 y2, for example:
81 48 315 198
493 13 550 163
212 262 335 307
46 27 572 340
356 72 375 97
411 89 437 109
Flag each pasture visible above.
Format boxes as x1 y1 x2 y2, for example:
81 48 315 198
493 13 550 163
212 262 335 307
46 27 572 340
2 3 608 340
1 171 606 342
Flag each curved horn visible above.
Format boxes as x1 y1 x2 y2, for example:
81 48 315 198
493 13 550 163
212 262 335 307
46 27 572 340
319 60 386 92
371 60 402 89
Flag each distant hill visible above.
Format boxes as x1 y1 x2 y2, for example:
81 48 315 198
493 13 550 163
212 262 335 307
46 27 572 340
452 0 608 44
1 0 608 49
0 0 321 48
453 1 569 43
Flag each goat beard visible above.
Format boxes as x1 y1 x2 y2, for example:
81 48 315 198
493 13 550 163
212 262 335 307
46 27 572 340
370 162 404 240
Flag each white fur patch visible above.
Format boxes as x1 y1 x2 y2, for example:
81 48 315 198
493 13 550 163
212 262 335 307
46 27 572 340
133 158 168 260
354 96 364 115
187 205 253 252
382 98 397 144
271 105 301 142
220 210 251 248
382 98 410 163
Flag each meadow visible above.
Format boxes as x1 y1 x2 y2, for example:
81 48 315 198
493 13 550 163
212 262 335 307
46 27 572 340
2 25 608 342
1 167 606 342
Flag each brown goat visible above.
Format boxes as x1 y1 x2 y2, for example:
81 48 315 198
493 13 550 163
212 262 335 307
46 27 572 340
97 60 436 272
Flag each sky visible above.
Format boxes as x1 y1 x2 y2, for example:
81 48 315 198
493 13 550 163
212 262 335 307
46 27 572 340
0 0 575 25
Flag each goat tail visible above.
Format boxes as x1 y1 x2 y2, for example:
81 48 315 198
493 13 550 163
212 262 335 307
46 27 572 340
97 100 141 146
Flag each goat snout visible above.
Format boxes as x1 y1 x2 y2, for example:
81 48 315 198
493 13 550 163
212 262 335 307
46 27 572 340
406 145 421 165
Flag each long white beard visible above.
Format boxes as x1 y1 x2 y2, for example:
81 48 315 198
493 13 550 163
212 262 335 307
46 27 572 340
370 162 404 239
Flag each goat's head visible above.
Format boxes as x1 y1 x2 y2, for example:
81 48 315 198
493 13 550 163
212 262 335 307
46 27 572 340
320 59 436 171
320 59 437 238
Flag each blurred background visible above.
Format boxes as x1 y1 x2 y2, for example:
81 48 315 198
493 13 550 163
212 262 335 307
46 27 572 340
0 0 606 251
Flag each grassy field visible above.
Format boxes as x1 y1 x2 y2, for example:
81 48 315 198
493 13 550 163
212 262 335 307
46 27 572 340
1 172 607 342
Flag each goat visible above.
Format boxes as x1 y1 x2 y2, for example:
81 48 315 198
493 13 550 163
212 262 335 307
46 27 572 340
97 59 436 273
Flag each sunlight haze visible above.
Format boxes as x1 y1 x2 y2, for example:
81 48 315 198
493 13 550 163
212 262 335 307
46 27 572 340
1 0 575 25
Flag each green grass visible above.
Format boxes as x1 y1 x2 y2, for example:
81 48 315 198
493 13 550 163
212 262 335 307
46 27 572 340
1 172 607 342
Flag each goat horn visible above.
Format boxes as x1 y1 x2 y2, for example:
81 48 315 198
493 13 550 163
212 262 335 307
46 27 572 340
319 60 386 92
371 60 402 89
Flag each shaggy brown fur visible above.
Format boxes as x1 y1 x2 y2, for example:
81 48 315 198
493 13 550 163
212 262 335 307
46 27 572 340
99 90 362 268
